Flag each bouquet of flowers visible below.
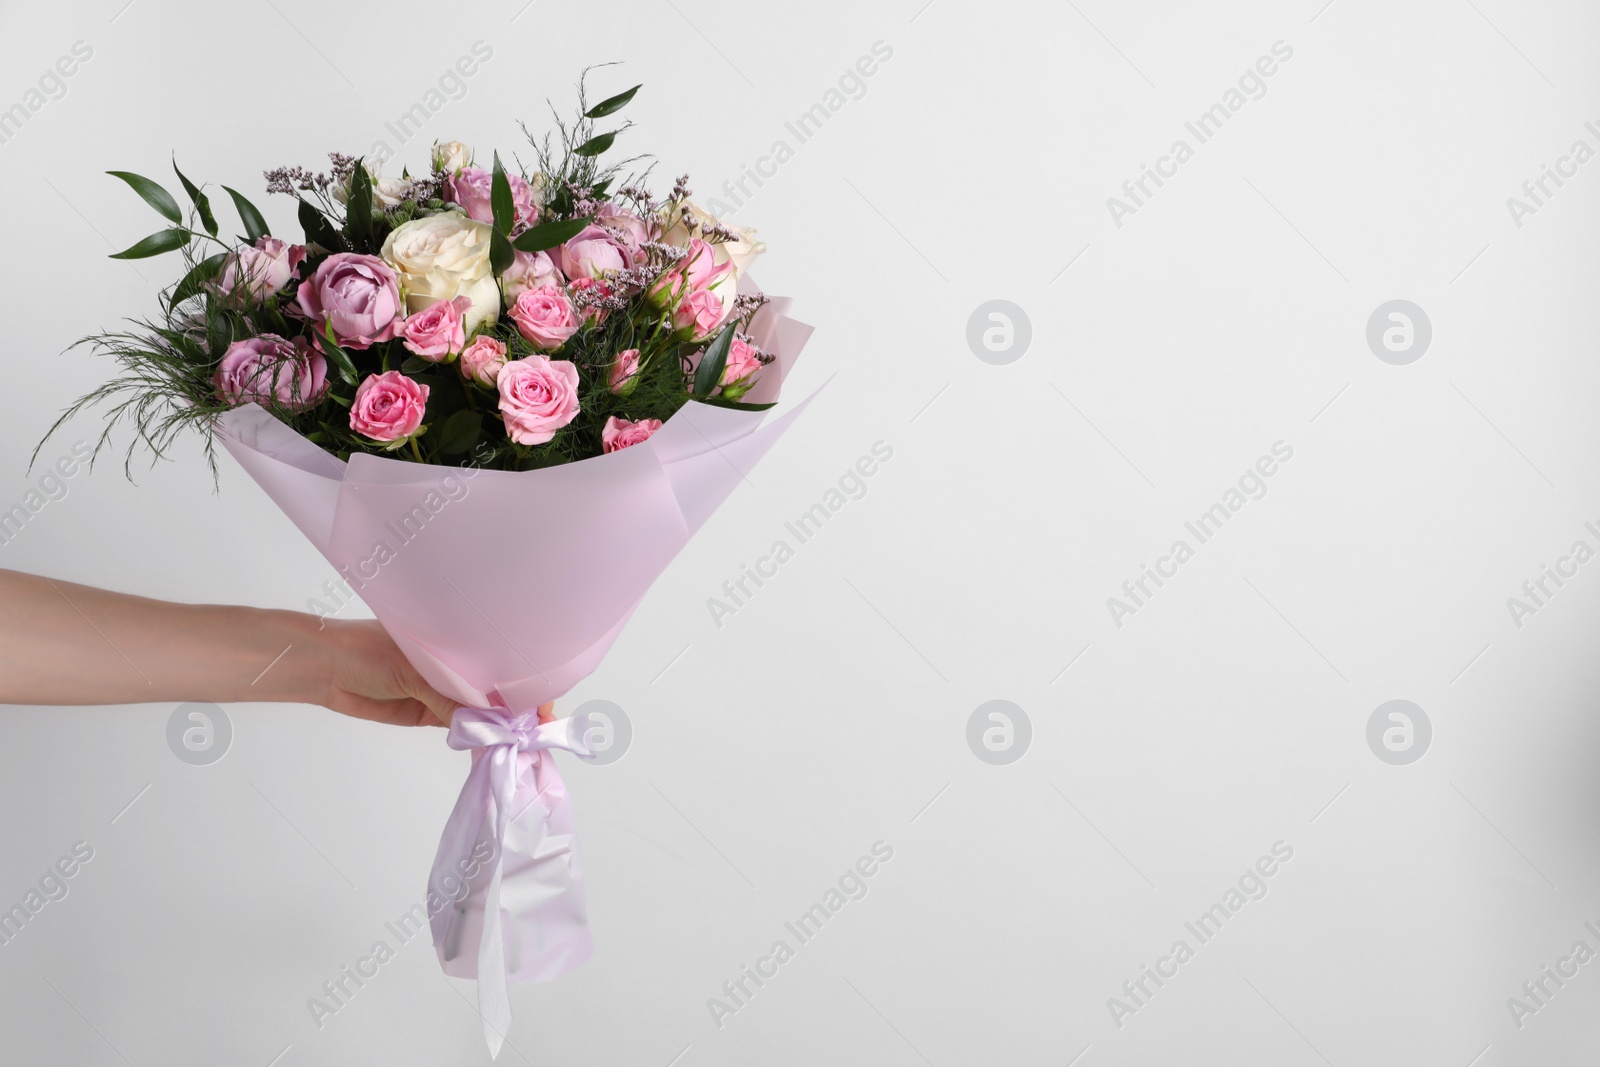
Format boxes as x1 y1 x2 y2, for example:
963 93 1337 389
47 78 814 1056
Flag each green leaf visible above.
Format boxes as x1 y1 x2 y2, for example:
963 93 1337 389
321 321 359 386
107 171 182 224
698 396 777 412
205 309 235 357
590 178 612 199
169 252 227 306
490 228 514 278
108 227 190 260
511 217 591 253
347 160 373 246
436 409 483 454
585 84 640 119
573 132 616 158
490 151 514 235
223 186 271 241
171 160 217 237
693 322 737 398
298 199 347 252
400 354 433 374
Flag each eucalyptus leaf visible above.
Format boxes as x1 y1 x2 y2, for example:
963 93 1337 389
107 171 182 224
168 252 227 307
584 84 640 119
692 323 737 398
205 310 235 358
223 186 271 241
298 199 347 253
171 160 217 236
511 217 591 253
321 321 359 385
491 152 514 235
573 132 615 158
490 228 515 278
109 227 190 260
347 160 373 246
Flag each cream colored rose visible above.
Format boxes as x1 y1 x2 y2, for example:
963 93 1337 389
373 175 412 208
381 214 500 331
660 200 765 279
335 162 412 209
432 140 473 175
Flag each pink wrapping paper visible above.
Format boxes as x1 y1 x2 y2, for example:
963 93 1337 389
215 292 812 1056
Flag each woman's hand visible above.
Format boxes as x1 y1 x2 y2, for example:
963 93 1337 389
0 569 554 728
312 619 460 727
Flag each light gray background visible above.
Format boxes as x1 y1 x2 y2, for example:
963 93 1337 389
2 0 1598 1063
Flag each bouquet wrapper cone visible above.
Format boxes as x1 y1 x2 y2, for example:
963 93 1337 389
215 291 813 1057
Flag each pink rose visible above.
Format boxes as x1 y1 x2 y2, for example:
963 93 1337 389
720 337 762 388
558 224 630 280
350 371 429 443
676 238 734 290
601 416 662 454
497 356 580 445
296 253 403 350
648 238 733 308
608 348 641 395
400 295 472 361
594 201 652 262
568 276 616 324
444 166 538 229
214 334 326 411
502 249 562 302
671 288 727 341
459 335 508 386
218 237 306 302
508 287 580 351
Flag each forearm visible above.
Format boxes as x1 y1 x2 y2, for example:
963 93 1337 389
0 569 332 707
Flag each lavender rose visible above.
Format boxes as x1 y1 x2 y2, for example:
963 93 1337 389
214 334 326 411
295 253 403 350
594 201 652 263
558 224 631 281
444 166 538 229
218 237 305 303
502 249 562 302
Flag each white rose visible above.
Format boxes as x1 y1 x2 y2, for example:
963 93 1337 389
380 214 500 331
432 140 473 175
373 175 412 208
660 199 765 279
335 162 412 210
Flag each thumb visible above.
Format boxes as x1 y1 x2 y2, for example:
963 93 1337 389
396 667 459 727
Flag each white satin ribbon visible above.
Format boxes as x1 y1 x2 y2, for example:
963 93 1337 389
433 708 594 1059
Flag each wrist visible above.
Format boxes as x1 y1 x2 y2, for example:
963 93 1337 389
234 609 334 705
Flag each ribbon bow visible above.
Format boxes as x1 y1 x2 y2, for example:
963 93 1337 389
431 707 595 1058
